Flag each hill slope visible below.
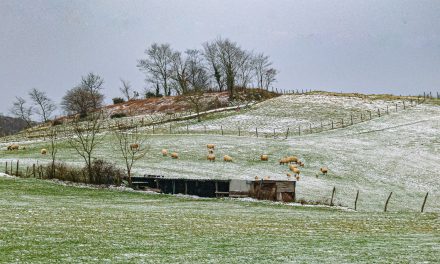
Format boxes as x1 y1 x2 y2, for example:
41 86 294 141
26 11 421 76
0 93 439 212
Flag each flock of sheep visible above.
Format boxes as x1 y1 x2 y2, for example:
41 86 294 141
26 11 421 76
159 143 329 181
5 142 329 180
6 144 47 155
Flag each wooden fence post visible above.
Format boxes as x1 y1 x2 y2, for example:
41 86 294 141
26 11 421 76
16 160 19 176
341 118 344 127
5 162 7 174
273 129 276 138
421 192 429 212
331 120 334 129
186 124 189 134
384 192 393 212
350 114 353 125
169 124 172 134
354 190 359 210
256 128 258 137
330 186 336 206
395 103 398 112
298 125 301 136
403 101 406 109
221 126 224 135
377 109 381 117
369 111 372 119
309 123 312 133
238 127 241 136
285 127 289 139
152 125 155 134
361 113 363 121
33 164 36 178
386 106 389 114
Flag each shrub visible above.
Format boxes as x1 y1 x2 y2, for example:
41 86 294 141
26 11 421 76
51 119 63 126
89 159 122 185
145 91 163 98
112 97 125 104
110 113 127 119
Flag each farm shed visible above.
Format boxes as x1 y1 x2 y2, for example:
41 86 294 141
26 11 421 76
131 175 296 202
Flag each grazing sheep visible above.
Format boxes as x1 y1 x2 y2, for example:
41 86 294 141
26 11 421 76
171 152 179 159
207 154 216 162
255 176 259 180
286 173 292 178
40 148 47 155
279 157 290 165
161 149 168 156
287 156 299 164
130 143 139 150
298 161 305 167
289 164 298 171
223 155 233 162
208 149 214 154
292 167 300 176
260 154 269 161
295 175 300 181
263 176 270 180
320 167 328 175
7 144 19 151
207 144 215 149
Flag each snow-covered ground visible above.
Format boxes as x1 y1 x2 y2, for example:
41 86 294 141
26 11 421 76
1 95 438 212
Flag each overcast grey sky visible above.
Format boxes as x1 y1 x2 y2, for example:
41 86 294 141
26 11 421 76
1 0 439 116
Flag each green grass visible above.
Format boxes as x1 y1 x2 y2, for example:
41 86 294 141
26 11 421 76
0 177 439 263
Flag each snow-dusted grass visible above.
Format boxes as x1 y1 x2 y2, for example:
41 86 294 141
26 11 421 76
0 177 438 263
171 94 413 134
0 95 438 213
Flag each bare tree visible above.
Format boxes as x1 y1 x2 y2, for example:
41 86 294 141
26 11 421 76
10 96 33 127
119 79 133 101
67 112 103 182
253 53 272 89
236 50 254 89
114 125 148 185
28 88 56 122
170 51 188 95
263 68 277 90
183 57 210 122
48 128 58 178
62 84 103 117
137 43 174 96
214 38 245 100
203 42 224 92
81 73 105 109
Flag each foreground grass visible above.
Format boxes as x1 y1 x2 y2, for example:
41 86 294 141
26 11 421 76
0 177 438 263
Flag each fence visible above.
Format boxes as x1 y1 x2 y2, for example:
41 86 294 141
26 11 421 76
0 92 434 143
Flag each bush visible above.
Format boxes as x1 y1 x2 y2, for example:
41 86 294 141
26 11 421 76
51 119 63 126
41 160 122 186
112 97 125 104
145 91 163 98
89 159 122 185
110 113 127 119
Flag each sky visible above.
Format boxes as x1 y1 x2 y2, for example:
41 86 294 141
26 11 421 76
0 0 439 118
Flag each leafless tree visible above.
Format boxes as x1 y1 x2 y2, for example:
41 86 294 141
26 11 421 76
253 53 272 89
138 43 174 96
236 50 255 89
183 57 210 122
119 79 133 101
213 38 245 99
170 51 188 95
81 73 105 109
67 112 103 182
48 127 58 178
10 96 33 127
263 68 278 90
28 88 56 122
114 125 148 185
62 85 103 117
203 42 224 92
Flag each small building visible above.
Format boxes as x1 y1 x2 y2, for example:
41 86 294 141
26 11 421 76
131 175 296 202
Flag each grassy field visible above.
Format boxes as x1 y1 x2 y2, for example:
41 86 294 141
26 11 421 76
0 176 439 263
1 95 439 212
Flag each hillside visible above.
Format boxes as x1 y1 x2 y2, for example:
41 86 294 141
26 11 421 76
1 92 439 212
0 115 30 136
